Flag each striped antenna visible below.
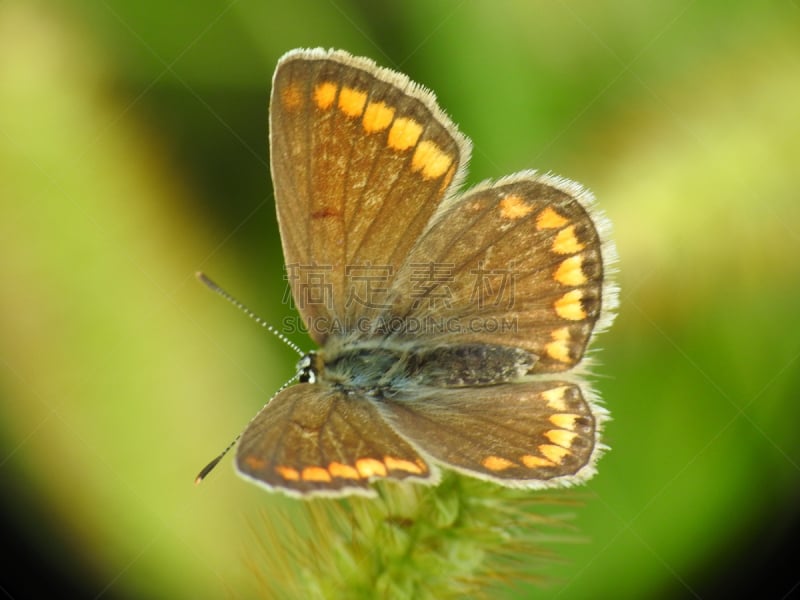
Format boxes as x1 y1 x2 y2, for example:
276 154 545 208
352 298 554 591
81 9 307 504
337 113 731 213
194 271 305 484
195 271 304 357
194 371 301 484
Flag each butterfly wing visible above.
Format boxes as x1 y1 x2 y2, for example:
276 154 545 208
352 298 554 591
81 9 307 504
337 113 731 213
270 48 470 344
236 383 437 497
384 173 617 374
376 381 605 487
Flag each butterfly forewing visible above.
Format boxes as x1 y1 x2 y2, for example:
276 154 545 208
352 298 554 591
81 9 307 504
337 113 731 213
270 50 469 344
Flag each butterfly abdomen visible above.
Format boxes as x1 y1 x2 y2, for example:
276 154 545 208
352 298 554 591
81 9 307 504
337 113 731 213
409 344 536 387
317 343 536 395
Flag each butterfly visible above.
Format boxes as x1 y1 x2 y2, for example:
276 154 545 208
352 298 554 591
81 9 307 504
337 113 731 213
197 48 617 498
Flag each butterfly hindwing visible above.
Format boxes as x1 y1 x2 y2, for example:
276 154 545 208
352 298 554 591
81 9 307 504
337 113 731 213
236 384 437 497
376 381 603 486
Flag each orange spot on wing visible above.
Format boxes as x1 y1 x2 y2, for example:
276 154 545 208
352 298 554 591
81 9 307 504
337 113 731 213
541 386 569 410
338 87 367 117
549 413 579 430
545 429 579 448
499 195 534 220
554 255 587 286
539 444 571 464
552 225 586 254
274 465 300 481
301 466 332 482
280 83 303 111
536 207 568 229
388 117 422 151
244 455 266 469
411 140 453 179
356 458 387 478
363 101 395 132
482 455 515 471
384 456 424 474
314 82 337 110
521 454 555 468
545 327 572 363
328 462 360 480
555 290 587 321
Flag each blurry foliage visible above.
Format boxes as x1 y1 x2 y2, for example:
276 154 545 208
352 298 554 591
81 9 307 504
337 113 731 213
1 0 799 598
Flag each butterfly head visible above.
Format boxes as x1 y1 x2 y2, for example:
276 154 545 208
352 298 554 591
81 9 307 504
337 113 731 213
297 351 322 384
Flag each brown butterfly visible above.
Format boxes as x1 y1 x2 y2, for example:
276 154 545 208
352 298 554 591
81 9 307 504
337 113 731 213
197 48 617 498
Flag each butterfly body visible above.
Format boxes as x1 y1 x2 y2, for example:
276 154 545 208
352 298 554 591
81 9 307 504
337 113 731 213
300 341 536 396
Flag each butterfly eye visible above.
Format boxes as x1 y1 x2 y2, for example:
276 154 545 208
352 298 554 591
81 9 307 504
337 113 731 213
297 352 318 383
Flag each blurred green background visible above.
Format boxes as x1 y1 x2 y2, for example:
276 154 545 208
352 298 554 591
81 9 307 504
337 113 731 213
2 0 799 598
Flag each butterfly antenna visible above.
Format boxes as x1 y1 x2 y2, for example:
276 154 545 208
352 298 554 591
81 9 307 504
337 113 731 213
194 371 300 484
194 272 305 483
194 437 239 484
195 271 304 357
